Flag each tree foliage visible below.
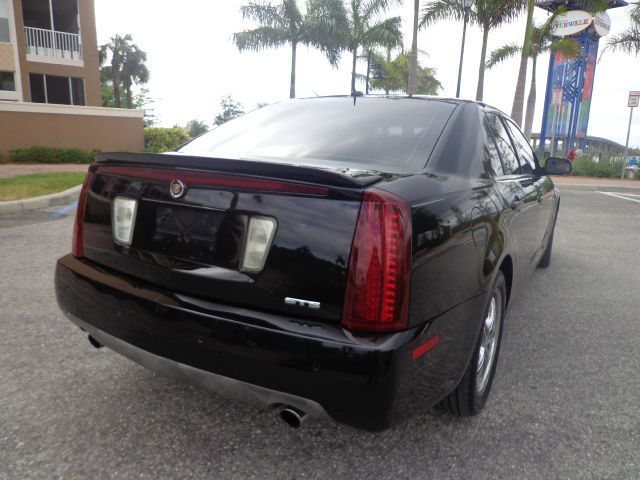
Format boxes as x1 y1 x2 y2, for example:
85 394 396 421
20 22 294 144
233 0 347 98
144 128 190 153
369 50 442 95
186 120 209 138
99 34 150 109
214 96 245 126
421 0 524 101
342 0 404 93
602 2 640 57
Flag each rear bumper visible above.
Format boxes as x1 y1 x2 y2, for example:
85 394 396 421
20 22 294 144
55 255 484 431
69 313 329 420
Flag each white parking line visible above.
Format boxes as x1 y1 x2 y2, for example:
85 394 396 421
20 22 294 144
599 191 640 204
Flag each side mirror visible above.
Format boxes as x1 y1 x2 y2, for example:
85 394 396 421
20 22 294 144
544 157 573 175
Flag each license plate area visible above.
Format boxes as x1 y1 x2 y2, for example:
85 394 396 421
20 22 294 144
134 200 247 268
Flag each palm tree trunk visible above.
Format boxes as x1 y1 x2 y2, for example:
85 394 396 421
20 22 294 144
407 0 420 96
523 55 537 140
112 55 121 108
351 49 358 93
290 41 297 99
125 79 133 109
511 56 528 126
476 27 489 101
511 0 535 125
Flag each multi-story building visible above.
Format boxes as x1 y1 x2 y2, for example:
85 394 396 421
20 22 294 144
0 0 143 159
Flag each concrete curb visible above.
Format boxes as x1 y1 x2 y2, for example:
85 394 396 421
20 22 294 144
0 184 82 214
555 183 640 194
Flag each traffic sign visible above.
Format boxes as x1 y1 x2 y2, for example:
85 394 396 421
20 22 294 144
630 156 638 167
629 91 640 108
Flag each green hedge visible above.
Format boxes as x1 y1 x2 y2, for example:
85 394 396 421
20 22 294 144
10 146 99 164
143 128 190 153
571 156 625 178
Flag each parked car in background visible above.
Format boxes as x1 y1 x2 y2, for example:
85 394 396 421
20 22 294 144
55 96 572 431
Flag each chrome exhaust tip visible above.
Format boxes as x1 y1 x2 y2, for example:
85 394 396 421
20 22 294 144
279 406 307 428
88 335 103 349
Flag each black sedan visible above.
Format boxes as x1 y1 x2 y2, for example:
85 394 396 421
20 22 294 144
55 96 571 431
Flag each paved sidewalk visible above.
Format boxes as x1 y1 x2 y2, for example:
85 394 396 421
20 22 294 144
0 164 89 179
551 176 638 187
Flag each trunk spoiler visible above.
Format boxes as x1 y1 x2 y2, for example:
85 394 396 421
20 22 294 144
95 152 382 189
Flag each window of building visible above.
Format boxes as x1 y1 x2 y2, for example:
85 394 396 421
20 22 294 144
29 73 85 105
0 0 10 43
21 0 79 33
0 71 14 91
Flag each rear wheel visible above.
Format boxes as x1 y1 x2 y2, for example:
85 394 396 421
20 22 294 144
441 272 506 416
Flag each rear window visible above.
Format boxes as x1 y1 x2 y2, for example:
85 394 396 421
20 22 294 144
179 97 457 173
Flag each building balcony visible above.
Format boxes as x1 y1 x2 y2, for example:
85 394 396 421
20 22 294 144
24 26 83 66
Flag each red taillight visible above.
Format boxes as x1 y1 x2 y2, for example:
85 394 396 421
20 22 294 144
342 188 412 332
72 170 94 258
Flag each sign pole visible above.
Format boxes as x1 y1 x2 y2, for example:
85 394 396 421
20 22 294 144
621 91 639 179
620 106 634 179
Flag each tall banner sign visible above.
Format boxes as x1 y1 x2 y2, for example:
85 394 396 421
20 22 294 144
538 7 617 156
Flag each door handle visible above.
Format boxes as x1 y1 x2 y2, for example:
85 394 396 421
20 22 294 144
511 196 523 211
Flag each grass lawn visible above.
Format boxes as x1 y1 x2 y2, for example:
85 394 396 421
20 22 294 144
0 172 86 201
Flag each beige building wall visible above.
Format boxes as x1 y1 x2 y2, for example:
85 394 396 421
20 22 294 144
0 103 144 159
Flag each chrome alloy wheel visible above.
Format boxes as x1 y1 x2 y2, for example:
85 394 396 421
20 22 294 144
476 293 502 394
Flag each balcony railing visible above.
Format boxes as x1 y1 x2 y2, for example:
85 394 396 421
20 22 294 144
24 26 83 62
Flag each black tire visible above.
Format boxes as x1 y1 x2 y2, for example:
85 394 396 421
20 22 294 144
538 217 557 268
441 272 506 416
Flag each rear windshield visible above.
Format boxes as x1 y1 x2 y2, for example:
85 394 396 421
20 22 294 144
179 97 457 173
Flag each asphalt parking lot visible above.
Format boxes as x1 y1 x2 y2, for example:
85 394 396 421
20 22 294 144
1 190 639 480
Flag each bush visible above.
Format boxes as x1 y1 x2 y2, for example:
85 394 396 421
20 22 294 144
10 146 99 164
635 169 640 180
144 128 190 153
572 156 624 178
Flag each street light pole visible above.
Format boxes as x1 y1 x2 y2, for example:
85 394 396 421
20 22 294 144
456 0 473 98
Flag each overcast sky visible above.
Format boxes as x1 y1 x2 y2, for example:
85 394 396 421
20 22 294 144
94 0 639 148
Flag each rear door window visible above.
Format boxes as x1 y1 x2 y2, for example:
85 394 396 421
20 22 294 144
504 119 537 174
485 114 520 175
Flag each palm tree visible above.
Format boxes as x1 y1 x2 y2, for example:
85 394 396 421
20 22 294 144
233 0 347 98
602 2 640 56
99 34 149 109
343 0 404 93
487 12 582 139
121 45 150 109
370 50 442 94
99 34 131 108
421 0 524 101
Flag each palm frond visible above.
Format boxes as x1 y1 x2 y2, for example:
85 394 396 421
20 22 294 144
303 0 349 65
362 0 403 25
420 0 467 27
548 37 583 59
233 27 290 51
364 16 403 50
486 43 521 68
480 0 526 30
239 2 286 28
534 6 566 42
602 27 640 56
